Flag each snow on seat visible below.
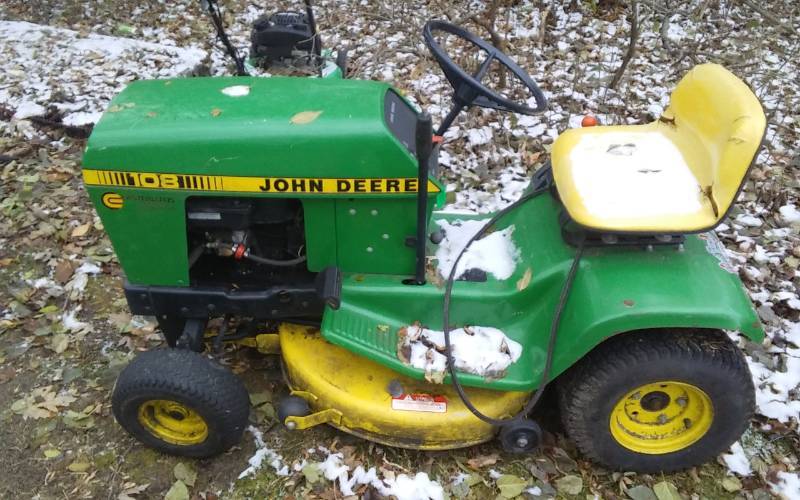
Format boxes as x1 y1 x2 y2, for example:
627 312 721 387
551 64 766 234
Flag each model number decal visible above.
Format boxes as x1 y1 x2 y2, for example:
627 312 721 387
82 169 440 194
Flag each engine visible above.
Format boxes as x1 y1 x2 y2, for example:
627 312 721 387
185 197 309 289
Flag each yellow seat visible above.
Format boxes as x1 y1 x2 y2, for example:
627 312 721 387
551 64 766 233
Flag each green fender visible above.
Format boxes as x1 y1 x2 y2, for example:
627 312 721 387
551 232 764 380
322 194 763 391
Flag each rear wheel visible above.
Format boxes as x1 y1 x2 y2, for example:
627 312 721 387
558 330 754 472
112 349 250 457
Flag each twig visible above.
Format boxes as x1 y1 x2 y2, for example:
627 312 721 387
609 2 640 89
737 0 795 35
538 6 551 48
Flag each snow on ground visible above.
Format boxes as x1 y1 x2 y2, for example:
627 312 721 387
434 218 519 280
243 444 445 499
772 471 800 499
721 441 753 477
238 426 289 479
0 20 205 135
398 324 522 381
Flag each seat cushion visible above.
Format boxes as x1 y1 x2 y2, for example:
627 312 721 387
552 124 718 233
551 64 765 234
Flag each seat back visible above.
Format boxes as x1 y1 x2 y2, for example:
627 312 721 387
665 64 766 219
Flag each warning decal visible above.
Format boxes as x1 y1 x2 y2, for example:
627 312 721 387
391 393 447 413
82 169 440 195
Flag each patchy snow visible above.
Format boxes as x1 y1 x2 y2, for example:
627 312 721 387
779 204 800 224
385 472 445 500
467 126 493 146
13 100 45 119
238 426 289 479
399 324 522 381
0 20 205 132
62 111 103 127
434 218 519 280
771 471 800 500
221 84 250 97
62 308 90 332
306 448 443 499
739 322 800 423
567 131 703 219
75 262 102 275
736 214 763 228
721 441 752 476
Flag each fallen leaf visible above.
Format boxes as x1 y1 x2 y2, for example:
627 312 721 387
54 260 74 283
496 474 527 498
555 474 583 495
653 481 681 500
68 461 91 472
63 366 83 384
626 485 658 500
174 462 197 487
210 108 222 117
467 453 500 469
50 333 69 354
290 110 322 125
117 482 148 500
249 391 271 407
451 473 479 498
63 410 95 430
302 462 324 485
721 476 742 492
71 223 91 238
516 267 532 291
164 480 189 500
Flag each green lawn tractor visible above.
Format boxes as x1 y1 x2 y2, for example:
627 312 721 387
82 2 767 473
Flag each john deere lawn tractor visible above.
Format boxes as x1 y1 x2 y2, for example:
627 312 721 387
81 1 767 473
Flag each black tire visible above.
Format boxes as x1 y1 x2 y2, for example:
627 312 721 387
558 329 754 472
499 419 542 454
277 395 311 427
112 349 250 458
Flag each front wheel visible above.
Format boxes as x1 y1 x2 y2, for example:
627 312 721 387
112 349 250 458
558 329 754 472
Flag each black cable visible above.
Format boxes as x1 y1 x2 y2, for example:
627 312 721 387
203 0 248 76
442 187 585 426
244 252 307 267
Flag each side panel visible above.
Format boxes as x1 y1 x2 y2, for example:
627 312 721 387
86 186 189 286
302 199 337 272
321 194 764 391
334 198 420 275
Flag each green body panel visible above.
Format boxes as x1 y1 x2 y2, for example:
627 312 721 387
82 77 439 283
321 194 764 391
81 75 763 392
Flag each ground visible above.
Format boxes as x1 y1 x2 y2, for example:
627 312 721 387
1 0 799 499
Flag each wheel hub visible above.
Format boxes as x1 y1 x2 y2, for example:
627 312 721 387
137 399 209 446
609 381 713 454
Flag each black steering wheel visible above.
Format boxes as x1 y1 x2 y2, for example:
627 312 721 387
423 20 547 134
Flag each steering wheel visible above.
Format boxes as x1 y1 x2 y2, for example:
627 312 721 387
423 20 547 133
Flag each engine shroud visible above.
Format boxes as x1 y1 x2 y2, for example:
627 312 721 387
81 76 441 287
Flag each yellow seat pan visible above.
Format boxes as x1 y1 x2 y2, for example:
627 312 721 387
552 64 766 233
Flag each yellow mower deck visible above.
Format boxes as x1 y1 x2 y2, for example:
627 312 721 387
276 324 531 450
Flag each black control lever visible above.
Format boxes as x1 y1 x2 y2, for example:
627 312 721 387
410 113 433 285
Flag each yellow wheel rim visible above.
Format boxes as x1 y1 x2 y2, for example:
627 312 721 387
137 399 209 446
609 381 713 454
